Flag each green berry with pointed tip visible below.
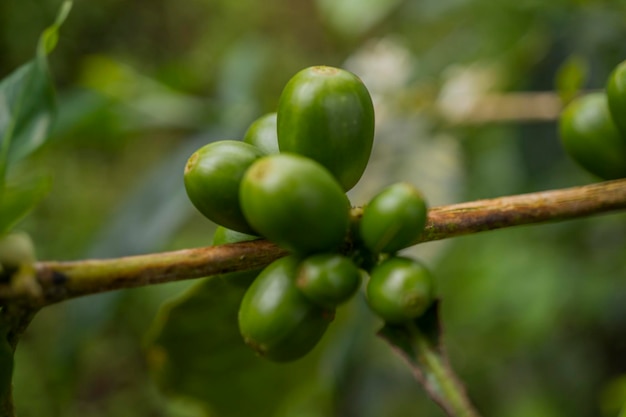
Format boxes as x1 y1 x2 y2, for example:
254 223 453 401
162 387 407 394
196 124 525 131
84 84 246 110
559 93 626 180
360 183 428 254
238 256 333 362
240 154 350 254
277 66 375 191
366 257 435 324
184 140 264 234
296 254 361 309
243 112 279 155
607 60 626 136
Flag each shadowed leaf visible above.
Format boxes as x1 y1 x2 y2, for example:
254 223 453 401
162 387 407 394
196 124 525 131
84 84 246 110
145 274 321 417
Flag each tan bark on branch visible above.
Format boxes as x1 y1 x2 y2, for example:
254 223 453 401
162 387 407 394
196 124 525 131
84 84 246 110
2 179 625 307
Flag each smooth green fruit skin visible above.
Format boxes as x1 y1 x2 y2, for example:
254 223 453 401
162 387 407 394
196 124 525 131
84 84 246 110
238 256 333 362
559 93 626 180
240 154 350 254
360 182 428 254
607 60 626 136
296 254 361 309
366 257 435 324
212 226 260 287
184 140 265 234
277 66 375 191
243 112 279 155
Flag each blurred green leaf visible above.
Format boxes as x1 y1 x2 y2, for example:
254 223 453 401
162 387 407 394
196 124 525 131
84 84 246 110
0 176 51 237
145 274 321 417
86 133 213 258
163 397 212 417
51 88 123 145
600 375 626 417
78 55 210 131
273 380 334 417
0 1 71 182
555 55 589 105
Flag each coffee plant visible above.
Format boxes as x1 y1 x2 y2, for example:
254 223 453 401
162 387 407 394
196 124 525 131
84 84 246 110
1 3 626 417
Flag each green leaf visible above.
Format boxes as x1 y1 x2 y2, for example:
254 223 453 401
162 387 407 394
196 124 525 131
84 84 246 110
0 176 51 237
273 380 334 417
555 55 589 105
378 302 481 417
145 274 321 417
0 1 72 183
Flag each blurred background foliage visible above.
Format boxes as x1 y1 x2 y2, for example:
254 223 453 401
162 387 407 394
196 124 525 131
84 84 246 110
2 0 626 415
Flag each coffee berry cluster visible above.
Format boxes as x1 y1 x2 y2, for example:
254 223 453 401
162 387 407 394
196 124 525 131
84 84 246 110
184 66 435 362
559 60 626 180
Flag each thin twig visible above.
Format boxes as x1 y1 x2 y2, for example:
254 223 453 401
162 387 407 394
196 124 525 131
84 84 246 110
438 91 563 124
415 178 626 242
32 240 288 305
1 178 625 306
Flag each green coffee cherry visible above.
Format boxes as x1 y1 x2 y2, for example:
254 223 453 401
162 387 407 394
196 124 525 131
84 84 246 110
296 254 361 309
184 140 265 234
559 93 626 180
238 256 333 362
607 60 626 136
243 112 279 155
359 183 428 254
277 66 375 191
239 154 350 254
366 256 435 324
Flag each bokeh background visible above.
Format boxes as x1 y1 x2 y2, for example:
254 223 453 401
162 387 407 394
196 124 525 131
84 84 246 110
2 0 626 416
